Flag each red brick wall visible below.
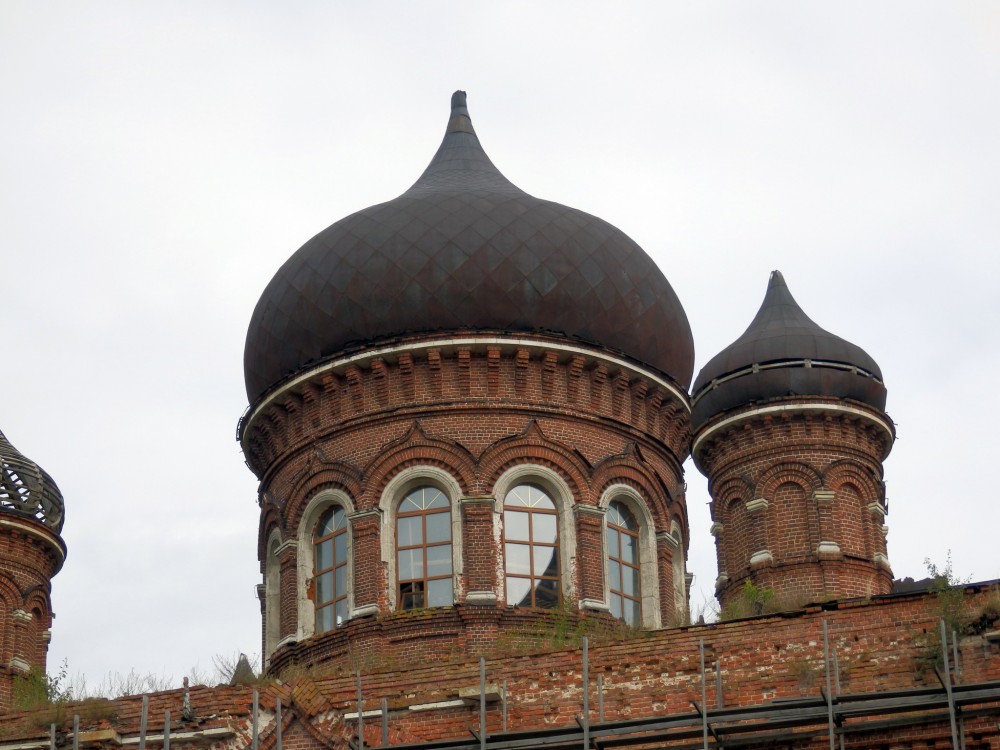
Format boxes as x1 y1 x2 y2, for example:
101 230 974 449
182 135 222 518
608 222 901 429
693 399 893 610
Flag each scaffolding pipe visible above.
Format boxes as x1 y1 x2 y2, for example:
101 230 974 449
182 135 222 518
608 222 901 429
941 620 960 750
252 689 259 750
480 657 487 750
358 671 365 750
72 716 78 750
823 619 835 750
582 637 590 750
502 678 508 733
49 724 55 750
715 660 722 708
699 639 708 750
383 698 389 747
277 698 283 750
139 695 149 750
163 709 170 750
953 628 961 683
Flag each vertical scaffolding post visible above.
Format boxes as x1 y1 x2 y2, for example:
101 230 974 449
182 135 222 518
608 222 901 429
479 657 487 750
357 671 365 750
699 639 708 750
252 689 259 750
941 620 960 750
382 698 389 747
823 619 835 750
277 698 283 750
163 709 170 750
582 637 590 750
597 674 604 723
49 724 55 750
72 716 79 750
139 695 149 750
952 629 961 683
502 678 508 733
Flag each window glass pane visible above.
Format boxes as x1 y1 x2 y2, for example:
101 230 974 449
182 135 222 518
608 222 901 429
427 578 453 607
505 543 531 575
609 560 621 590
422 487 448 509
629 566 641 598
397 515 423 546
426 544 453 576
318 509 336 537
335 599 348 626
621 534 637 564
612 502 637 530
535 578 560 608
623 566 637 596
425 510 451 544
532 513 557 544
610 592 623 619
335 564 347 598
333 506 347 531
316 604 334 633
398 548 424 581
316 571 334 604
400 581 424 610
334 532 348 563
623 598 640 627
316 540 333 571
506 577 532 607
533 545 559 577
504 510 530 541
607 527 620 558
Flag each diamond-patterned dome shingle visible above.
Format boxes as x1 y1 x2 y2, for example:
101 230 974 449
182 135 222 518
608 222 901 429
244 92 694 403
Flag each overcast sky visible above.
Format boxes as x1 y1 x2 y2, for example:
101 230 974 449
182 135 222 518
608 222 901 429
2 2 998 687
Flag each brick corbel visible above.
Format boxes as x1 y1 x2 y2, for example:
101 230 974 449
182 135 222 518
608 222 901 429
574 505 606 520
867 502 887 517
12 609 32 623
710 522 724 537
715 572 729 591
813 490 835 504
816 541 842 556
275 539 298 557
745 498 769 513
579 598 610 612
749 550 774 567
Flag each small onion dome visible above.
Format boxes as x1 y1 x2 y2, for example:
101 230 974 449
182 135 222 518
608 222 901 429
0 427 64 533
691 271 886 432
244 91 694 404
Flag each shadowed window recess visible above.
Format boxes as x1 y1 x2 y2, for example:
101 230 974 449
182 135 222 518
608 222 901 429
397 486 453 610
504 484 561 609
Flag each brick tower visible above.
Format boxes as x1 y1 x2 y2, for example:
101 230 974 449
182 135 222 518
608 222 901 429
0 427 66 711
240 92 696 673
690 272 894 612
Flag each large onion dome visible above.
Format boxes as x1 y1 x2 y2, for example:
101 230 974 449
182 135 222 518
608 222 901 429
0 427 64 533
244 91 694 403
691 271 886 432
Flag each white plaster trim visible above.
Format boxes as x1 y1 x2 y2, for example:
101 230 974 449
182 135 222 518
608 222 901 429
277 634 297 649
693 402 894 458
344 710 384 720
874 553 891 568
709 522 724 537
579 597 610 612
657 530 680 549
574 504 606 518
245 337 690 435
745 498 769 513
255 583 266 601
0 518 64 562
275 538 297 555
881 524 889 538
42 630 51 643
750 550 773 566
460 496 495 506
816 541 842 555
867 502 887 517
813 490 835 504
465 591 498 603
351 603 380 618
409 700 466 712
12 609 32 623
120 727 235 744
349 508 383 522
9 657 30 672
0 742 48 750
715 573 729 590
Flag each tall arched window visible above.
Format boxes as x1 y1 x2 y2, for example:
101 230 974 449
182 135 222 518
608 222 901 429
606 501 641 625
397 486 453 610
314 506 349 633
504 483 560 608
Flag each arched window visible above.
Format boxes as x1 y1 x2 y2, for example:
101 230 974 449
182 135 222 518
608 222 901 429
397 486 453 610
314 506 349 632
606 501 641 625
503 483 561 609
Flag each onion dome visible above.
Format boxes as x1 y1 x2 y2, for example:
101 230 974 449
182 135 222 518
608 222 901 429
691 271 886 432
0 427 64 533
244 91 694 404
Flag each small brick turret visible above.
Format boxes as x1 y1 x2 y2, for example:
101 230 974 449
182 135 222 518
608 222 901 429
691 272 894 612
0 427 66 711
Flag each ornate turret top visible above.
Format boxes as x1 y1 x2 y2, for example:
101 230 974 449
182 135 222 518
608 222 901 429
691 271 887 432
243 91 694 404
0 427 65 533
